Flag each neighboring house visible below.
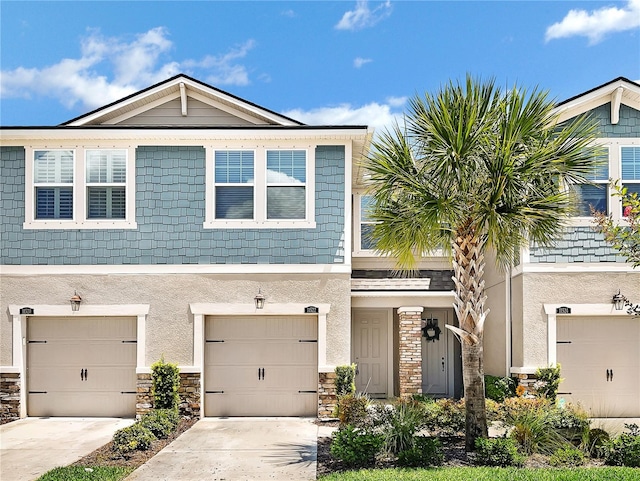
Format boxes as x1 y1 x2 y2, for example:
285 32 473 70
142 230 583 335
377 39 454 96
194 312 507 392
1 75 638 422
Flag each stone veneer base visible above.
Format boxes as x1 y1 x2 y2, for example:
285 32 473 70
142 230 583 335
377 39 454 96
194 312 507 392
1 373 20 423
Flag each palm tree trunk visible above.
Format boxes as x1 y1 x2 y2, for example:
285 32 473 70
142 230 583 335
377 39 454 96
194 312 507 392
449 222 489 451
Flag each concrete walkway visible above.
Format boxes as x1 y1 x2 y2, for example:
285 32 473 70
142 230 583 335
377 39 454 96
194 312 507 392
125 418 318 481
0 417 134 481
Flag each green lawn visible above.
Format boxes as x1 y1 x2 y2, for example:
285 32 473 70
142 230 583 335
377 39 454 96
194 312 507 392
36 466 133 481
319 467 640 481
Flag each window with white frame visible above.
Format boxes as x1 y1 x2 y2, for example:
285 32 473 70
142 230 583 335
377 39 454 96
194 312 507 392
266 150 306 220
214 150 254 219
621 146 640 216
86 149 126 219
34 150 74 219
572 148 609 216
359 194 377 250
25 147 136 229
205 146 315 228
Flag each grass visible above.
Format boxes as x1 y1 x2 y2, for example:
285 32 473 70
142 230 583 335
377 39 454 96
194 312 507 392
36 466 134 481
319 467 640 481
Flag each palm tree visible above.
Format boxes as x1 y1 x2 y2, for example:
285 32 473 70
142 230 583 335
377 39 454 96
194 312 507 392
363 76 601 451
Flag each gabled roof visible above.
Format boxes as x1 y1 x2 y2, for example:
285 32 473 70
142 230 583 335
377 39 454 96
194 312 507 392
62 74 304 127
552 76 640 124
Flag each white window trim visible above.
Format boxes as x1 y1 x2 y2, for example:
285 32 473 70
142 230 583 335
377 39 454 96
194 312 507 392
621 144 640 217
353 192 378 255
204 145 316 229
569 145 610 223
24 145 137 229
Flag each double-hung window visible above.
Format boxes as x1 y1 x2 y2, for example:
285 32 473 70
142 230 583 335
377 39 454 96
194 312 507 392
206 146 315 228
86 149 127 219
572 148 609 217
359 195 376 251
621 146 640 216
25 146 136 229
34 150 74 219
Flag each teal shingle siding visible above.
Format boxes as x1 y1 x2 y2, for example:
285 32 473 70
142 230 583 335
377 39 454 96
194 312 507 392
529 227 625 263
0 145 346 265
577 103 640 138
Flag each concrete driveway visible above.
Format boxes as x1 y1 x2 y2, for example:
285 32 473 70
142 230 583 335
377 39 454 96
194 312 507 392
0 417 134 481
125 418 318 481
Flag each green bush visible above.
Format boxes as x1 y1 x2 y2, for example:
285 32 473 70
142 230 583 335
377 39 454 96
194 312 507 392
547 403 590 445
139 408 179 439
474 437 524 467
151 356 180 410
381 400 426 455
484 375 516 402
605 423 640 467
330 425 383 467
508 405 567 455
584 427 610 458
397 436 444 467
422 398 465 436
335 364 357 396
334 392 370 427
534 365 562 401
549 446 586 467
112 423 156 456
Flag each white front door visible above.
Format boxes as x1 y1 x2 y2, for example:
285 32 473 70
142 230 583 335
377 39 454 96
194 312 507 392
422 309 450 396
204 315 318 416
353 309 389 398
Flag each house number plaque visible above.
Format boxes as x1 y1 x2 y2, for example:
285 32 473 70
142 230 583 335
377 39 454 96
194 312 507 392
20 307 34 315
556 306 571 314
304 306 319 314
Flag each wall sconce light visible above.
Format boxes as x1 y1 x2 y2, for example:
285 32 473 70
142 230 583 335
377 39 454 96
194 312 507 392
612 290 640 315
422 315 441 342
254 288 265 310
70 291 82 311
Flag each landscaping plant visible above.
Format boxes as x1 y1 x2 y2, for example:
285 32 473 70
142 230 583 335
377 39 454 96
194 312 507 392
534 365 562 401
151 356 180 410
473 437 524 467
140 408 179 439
335 364 357 396
605 423 640 467
335 392 370 427
397 436 444 467
484 375 516 402
583 427 610 458
422 398 465 436
380 399 426 455
112 423 156 456
330 424 383 468
549 446 586 467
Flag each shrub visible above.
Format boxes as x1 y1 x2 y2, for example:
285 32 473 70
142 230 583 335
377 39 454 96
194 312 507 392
330 425 383 467
474 437 524 467
550 446 586 467
484 375 516 402
112 423 156 456
584 427 610 458
534 365 562 401
151 356 180 410
140 408 179 439
547 403 590 445
380 399 426 455
422 398 465 436
605 423 640 467
504 400 567 455
397 436 444 467
335 364 357 396
335 392 370 427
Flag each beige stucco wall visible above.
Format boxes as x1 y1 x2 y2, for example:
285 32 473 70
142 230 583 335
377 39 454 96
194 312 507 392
0 273 351 367
519 270 640 367
483 255 509 376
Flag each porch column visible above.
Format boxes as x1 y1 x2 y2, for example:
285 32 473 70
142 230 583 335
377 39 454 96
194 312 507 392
397 306 423 397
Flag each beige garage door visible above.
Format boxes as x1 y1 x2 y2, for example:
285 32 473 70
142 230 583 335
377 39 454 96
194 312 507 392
557 316 640 417
204 316 318 416
28 316 137 417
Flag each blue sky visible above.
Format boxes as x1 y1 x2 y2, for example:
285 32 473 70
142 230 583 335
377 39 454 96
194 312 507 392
1 1 639 130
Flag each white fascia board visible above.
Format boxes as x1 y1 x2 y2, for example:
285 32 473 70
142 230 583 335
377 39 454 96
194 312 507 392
0 264 352 275
8 304 149 316
351 290 455 298
189 302 331 316
0 127 369 143
522 263 638 273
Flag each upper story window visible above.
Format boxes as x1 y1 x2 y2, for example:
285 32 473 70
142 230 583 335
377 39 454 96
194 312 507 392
205 146 315 229
353 193 378 254
572 148 609 217
621 146 640 216
25 146 136 229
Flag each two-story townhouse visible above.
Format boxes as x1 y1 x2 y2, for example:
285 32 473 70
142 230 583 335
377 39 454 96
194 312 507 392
0 74 371 421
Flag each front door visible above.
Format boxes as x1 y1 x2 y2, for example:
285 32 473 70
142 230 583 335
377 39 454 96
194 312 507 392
352 309 389 398
422 309 450 396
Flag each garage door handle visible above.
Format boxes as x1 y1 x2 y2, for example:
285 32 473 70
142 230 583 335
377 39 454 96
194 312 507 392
81 368 87 381
258 368 265 380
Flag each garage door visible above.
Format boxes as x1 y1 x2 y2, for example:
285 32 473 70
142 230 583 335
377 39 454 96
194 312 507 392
557 316 640 417
204 316 317 416
27 317 137 417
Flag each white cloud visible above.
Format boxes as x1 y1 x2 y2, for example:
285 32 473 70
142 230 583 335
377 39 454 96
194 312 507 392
545 0 640 44
283 101 404 132
335 0 392 31
354 57 373 68
386 96 407 108
0 28 256 111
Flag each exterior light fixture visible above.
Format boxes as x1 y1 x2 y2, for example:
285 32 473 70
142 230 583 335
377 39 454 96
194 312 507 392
254 289 265 310
612 290 640 315
70 291 82 311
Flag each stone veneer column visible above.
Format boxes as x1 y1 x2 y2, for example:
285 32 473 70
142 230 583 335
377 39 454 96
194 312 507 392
136 372 201 419
0 373 20 423
318 371 337 418
397 306 424 398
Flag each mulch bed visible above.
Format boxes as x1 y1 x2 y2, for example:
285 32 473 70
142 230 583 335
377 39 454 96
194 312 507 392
71 418 197 469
